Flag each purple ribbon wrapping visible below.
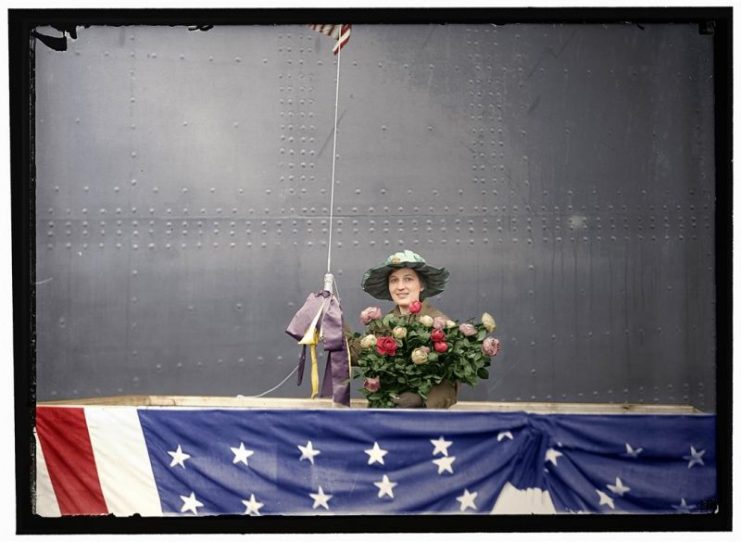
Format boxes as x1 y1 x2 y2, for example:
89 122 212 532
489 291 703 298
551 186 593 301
286 290 351 406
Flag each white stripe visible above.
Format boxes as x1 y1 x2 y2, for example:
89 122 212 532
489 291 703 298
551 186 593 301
332 26 351 54
85 406 163 517
490 482 557 514
34 430 61 517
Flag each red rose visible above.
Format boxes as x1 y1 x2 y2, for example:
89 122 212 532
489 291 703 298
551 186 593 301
375 336 398 357
408 300 422 314
430 329 446 342
433 341 448 353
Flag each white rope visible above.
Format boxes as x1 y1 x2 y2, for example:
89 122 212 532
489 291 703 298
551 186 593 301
326 38 342 274
243 34 346 402
239 363 300 399
332 274 341 301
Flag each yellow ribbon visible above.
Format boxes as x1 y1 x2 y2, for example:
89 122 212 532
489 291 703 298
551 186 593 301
304 329 319 399
298 302 326 399
345 337 352 378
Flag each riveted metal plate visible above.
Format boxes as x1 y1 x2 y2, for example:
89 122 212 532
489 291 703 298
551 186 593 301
34 24 715 410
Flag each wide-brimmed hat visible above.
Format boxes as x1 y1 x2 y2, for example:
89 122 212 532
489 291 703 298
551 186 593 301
361 250 449 301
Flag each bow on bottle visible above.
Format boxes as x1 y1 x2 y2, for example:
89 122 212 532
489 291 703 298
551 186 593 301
286 276 351 406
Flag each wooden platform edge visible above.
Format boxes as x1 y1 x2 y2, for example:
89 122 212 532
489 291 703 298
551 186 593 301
35 395 704 414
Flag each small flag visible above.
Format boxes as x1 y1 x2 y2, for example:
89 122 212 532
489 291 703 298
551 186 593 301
309 24 352 54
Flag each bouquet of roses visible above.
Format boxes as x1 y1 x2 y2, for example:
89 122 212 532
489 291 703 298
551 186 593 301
353 300 501 408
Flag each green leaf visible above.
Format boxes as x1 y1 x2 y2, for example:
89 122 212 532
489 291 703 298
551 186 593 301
416 330 431 342
477 329 486 341
477 368 489 379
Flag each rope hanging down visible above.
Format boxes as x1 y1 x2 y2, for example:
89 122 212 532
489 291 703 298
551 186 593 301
306 23 351 277
282 24 353 407
326 31 343 274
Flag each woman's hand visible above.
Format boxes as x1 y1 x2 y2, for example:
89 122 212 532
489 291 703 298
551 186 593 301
390 391 424 408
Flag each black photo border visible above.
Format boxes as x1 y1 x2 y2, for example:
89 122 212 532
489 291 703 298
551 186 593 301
10 6 732 534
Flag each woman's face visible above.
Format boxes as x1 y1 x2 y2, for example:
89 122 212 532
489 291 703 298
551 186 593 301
388 268 424 310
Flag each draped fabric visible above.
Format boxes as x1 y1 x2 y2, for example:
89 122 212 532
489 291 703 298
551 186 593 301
286 291 351 406
35 405 716 516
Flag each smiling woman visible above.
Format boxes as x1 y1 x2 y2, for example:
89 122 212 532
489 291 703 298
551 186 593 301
360 250 449 303
387 268 424 314
348 250 459 408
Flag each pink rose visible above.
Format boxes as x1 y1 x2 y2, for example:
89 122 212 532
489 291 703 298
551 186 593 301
433 341 448 353
432 316 447 329
430 329 446 342
375 336 398 357
482 337 500 357
459 323 477 337
408 300 422 314
360 306 383 325
363 377 380 392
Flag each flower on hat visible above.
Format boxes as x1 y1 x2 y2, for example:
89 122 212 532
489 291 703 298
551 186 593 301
386 250 425 265
459 323 477 337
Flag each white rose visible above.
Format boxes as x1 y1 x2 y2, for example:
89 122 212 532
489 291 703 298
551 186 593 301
392 326 407 339
418 315 434 327
360 334 377 349
481 312 496 333
411 347 429 365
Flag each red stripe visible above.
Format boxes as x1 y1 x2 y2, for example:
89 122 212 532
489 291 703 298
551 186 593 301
332 25 352 54
36 406 108 515
309 24 337 38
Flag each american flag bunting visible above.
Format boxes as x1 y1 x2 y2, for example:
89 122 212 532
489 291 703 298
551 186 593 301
34 405 716 516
